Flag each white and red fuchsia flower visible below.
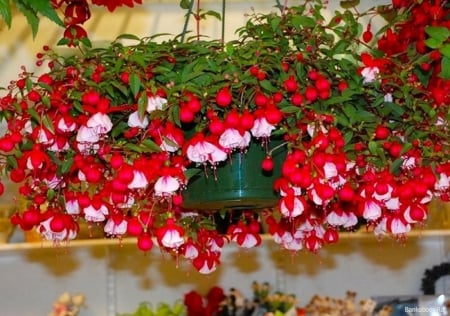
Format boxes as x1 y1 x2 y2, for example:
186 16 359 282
227 219 262 249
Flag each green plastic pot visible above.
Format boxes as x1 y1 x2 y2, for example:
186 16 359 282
182 139 286 210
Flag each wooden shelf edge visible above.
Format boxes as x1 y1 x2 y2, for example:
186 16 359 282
0 229 449 252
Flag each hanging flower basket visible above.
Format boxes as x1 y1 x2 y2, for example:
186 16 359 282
0 0 449 273
182 137 286 210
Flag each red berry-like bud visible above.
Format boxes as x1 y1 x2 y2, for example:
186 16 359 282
338 184 355 201
209 119 225 135
179 106 195 123
362 30 373 43
137 233 153 251
284 75 298 93
374 125 390 140
127 217 143 236
305 86 318 102
50 215 65 232
261 156 274 172
216 87 232 107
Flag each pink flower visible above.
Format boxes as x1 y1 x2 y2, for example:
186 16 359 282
218 128 251 150
127 111 149 128
147 95 167 113
250 117 274 138
154 175 180 196
87 112 113 134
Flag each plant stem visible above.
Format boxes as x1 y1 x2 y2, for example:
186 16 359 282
221 0 226 44
181 0 195 43
196 0 201 41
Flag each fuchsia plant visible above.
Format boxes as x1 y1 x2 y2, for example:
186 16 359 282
0 0 449 274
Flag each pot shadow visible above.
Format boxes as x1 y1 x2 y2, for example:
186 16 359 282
265 240 359 276
23 246 80 276
354 236 423 270
108 245 223 291
227 248 262 273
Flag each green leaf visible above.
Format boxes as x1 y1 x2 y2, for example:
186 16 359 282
204 10 221 21
47 189 55 201
440 44 450 59
184 168 201 180
124 143 143 153
425 26 450 44
111 121 129 138
115 33 141 42
6 156 17 169
179 0 191 10
425 37 443 49
0 0 12 28
26 0 64 27
137 92 147 120
368 141 378 155
259 80 277 93
42 115 55 134
292 15 316 29
14 0 39 38
439 56 450 79
390 158 404 174
60 156 73 175
27 108 41 123
141 139 161 152
340 0 360 9
129 73 141 98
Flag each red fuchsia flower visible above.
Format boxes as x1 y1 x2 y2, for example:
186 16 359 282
228 220 262 249
181 237 200 260
250 117 276 138
184 133 227 165
218 128 251 151
278 194 306 218
146 94 167 113
104 213 128 236
37 212 79 242
91 0 143 12
192 250 220 274
127 111 149 129
63 25 88 47
184 290 206 316
83 199 110 223
155 218 185 248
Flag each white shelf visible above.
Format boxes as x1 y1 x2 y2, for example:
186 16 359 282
0 229 449 252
